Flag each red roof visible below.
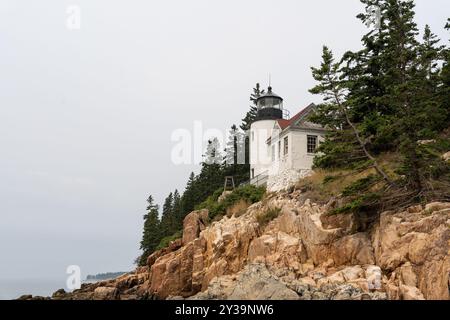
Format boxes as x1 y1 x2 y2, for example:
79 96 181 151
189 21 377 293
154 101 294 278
276 104 314 130
277 119 291 130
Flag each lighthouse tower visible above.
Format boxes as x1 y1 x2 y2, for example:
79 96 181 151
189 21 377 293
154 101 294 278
249 86 285 183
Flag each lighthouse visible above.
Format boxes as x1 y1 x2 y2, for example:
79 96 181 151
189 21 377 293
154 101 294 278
248 85 326 190
249 86 286 184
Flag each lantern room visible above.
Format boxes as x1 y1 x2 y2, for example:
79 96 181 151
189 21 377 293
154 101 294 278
255 86 284 120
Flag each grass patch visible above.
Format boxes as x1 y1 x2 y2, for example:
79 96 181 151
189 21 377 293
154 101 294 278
295 152 401 216
226 199 251 218
296 152 400 200
256 207 281 227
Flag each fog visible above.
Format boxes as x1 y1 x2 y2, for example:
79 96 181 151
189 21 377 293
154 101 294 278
0 0 448 282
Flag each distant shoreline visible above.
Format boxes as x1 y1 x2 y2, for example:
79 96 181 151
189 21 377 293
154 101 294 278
85 272 127 281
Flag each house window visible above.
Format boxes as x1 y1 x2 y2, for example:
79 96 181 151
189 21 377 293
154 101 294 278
271 145 275 162
307 135 318 153
251 131 254 141
284 136 289 156
251 168 255 179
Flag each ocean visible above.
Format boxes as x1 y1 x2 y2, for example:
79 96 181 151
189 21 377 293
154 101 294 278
0 278 70 300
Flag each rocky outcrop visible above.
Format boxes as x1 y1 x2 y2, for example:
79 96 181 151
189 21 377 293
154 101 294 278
24 266 151 300
146 238 182 267
372 202 450 300
189 264 386 300
182 209 208 245
38 192 449 301
190 264 301 300
145 195 449 300
148 207 260 298
93 287 118 300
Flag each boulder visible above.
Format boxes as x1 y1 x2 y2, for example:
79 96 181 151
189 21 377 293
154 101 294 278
51 288 67 299
182 209 209 245
365 265 382 291
191 264 300 300
340 265 364 281
93 287 118 300
400 285 425 300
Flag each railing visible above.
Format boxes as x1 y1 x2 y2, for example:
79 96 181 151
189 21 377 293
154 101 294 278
249 170 269 187
282 109 290 120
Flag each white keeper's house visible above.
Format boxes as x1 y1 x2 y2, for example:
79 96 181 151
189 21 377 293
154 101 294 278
249 86 326 191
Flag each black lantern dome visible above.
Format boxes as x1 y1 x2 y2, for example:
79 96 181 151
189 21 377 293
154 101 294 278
255 86 284 121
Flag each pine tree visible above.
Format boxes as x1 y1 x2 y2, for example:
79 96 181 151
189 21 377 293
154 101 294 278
415 25 448 135
202 138 225 190
419 25 443 80
204 138 222 165
225 124 239 166
311 0 449 200
172 189 182 231
379 0 425 191
439 19 450 126
160 192 174 237
139 195 160 265
180 172 198 218
310 46 393 185
240 83 264 131
223 124 248 184
341 0 394 153
238 83 265 174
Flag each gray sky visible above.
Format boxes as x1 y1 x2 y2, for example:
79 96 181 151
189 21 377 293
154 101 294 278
0 0 448 281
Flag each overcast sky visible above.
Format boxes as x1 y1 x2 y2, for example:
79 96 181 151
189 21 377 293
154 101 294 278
0 0 448 282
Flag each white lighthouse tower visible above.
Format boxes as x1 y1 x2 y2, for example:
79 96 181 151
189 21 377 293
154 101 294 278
249 86 286 185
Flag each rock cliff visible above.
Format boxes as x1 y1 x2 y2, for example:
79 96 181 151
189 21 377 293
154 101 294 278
30 191 449 300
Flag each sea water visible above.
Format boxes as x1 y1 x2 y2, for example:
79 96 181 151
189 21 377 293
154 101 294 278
0 278 69 300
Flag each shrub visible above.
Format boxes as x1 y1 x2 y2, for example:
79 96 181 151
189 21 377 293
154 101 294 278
342 174 379 197
198 185 266 220
331 192 381 215
155 230 182 251
256 207 281 227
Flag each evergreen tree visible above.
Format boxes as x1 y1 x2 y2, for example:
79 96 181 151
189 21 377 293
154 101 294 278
310 0 449 202
439 19 450 126
341 0 394 153
419 25 443 80
160 192 174 237
310 46 393 185
224 124 248 184
225 124 239 166
240 83 264 131
172 189 182 231
139 195 160 265
415 25 448 135
238 83 265 174
379 0 429 191
204 138 222 165
180 172 198 219
197 140 225 197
